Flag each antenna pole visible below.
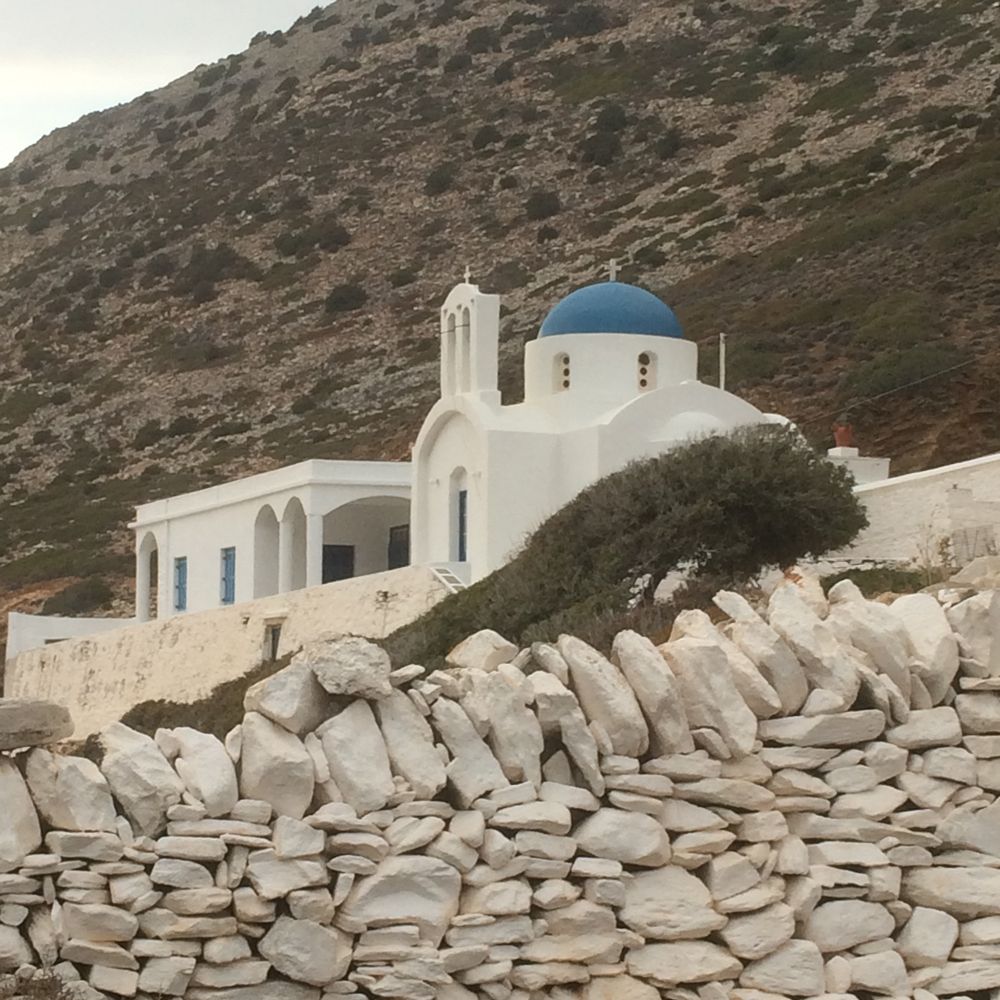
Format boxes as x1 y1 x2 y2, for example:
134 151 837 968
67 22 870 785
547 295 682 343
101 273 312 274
719 332 727 391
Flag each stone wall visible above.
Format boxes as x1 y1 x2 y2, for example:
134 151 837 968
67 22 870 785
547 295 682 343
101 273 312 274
3 575 1000 1000
4 566 449 737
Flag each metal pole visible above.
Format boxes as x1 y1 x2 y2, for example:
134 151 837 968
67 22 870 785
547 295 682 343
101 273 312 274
719 332 727 391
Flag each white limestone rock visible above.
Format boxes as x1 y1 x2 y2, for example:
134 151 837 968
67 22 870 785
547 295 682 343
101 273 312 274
767 585 860 710
0 698 73 751
739 939 825 997
956 692 1000 734
0 759 41 872
583 975 659 1000
903 867 1000 918
804 900 895 952
714 591 809 714
375 690 447 800
100 724 185 837
431 698 509 806
162 728 239 818
626 941 742 987
24 750 117 834
886 707 963 749
258 916 351 987
758 710 885 747
137 956 196 997
466 669 544 786
243 660 333 735
447 630 518 672
304 636 392 700
611 630 695 753
620 866 726 940
659 637 757 757
928 959 1000 995
849 951 911 995
898 906 960 968
947 591 1000 676
239 712 314 820
890 593 960 703
0 926 32 971
574 808 671 867
529 672 605 796
317 701 395 815
63 903 139 943
720 903 795 960
669 610 782 717
937 799 1000 857
340 856 461 945
558 635 649 757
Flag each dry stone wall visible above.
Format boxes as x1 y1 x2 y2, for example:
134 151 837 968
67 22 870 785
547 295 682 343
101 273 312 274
3 575 1000 1000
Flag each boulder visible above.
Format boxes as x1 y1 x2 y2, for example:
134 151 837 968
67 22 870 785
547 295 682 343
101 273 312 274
626 941 742 987
160 728 238 818
0 698 72 750
558 635 649 757
739 939 825 997
956 693 1000 734
99 723 185 837
239 713 314 819
0 925 32 972
719 903 795 960
0 758 41 871
137 956 196 997
620 866 726 940
890 593 960 703
62 903 139 943
243 660 333 735
447 630 518 671
24 750 117 833
317 701 395 815
898 906 960 969
611 630 695 753
339 856 461 945
758 710 885 747
258 916 352 986
574 808 671 867
903 867 1000 918
375 690 447 799
947 591 1000 676
431 698 509 806
804 899 895 952
303 636 392 700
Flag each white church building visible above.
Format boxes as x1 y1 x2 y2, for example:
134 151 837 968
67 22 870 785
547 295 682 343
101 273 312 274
9 273 1000 664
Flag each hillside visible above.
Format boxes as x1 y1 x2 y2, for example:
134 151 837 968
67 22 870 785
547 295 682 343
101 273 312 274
0 0 998 621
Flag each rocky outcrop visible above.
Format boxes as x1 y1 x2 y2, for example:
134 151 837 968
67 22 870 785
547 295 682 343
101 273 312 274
3 586 1000 998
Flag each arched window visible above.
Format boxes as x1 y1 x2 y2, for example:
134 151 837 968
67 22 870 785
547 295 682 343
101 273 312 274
443 313 457 396
253 505 280 598
459 307 472 392
553 352 571 392
638 351 657 391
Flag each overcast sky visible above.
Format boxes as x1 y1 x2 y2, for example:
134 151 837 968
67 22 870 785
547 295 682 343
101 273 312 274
0 1 326 167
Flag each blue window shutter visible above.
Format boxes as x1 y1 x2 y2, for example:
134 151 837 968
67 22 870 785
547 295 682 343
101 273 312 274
220 547 236 604
174 557 187 612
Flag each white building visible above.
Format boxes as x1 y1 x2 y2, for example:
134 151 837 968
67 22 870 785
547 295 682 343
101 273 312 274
132 459 411 621
411 277 785 581
14 273 1000 664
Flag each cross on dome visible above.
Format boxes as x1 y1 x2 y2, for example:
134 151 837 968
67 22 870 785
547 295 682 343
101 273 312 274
464 264 472 283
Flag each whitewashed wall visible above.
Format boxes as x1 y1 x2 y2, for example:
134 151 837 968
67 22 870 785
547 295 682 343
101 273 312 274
4 566 448 737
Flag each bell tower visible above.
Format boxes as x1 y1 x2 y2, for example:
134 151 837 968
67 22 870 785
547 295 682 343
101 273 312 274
439 270 500 403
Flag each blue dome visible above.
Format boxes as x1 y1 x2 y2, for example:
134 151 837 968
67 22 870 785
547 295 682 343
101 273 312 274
539 281 684 339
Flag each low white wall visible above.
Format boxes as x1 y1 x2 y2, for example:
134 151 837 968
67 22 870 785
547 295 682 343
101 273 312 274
5 613 135 662
841 452 1000 566
4 566 449 738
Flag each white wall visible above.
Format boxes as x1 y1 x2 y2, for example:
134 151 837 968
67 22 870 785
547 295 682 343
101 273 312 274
5 566 449 738
839 453 1000 565
5 613 134 662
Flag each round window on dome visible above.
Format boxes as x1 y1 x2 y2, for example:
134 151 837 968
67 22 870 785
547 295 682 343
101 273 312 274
638 351 657 391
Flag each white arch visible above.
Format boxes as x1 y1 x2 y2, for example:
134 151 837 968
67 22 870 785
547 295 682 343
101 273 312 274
136 531 159 622
253 505 280 598
279 497 307 592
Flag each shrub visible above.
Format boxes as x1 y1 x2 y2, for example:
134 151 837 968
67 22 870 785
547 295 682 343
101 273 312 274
65 304 97 334
42 578 113 616
842 344 967 401
465 26 500 53
133 420 164 449
425 162 458 196
385 426 867 665
549 4 609 39
526 189 561 220
324 282 368 313
472 124 502 150
415 43 439 67
595 102 628 132
655 127 683 159
580 131 621 166
443 52 473 74
166 414 199 437
389 267 418 287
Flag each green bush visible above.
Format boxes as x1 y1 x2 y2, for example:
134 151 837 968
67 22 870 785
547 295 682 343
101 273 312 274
133 420 164 449
425 163 458 196
580 131 621 166
526 189 561 220
41 578 113 616
385 426 867 666
324 282 368 313
842 344 967 401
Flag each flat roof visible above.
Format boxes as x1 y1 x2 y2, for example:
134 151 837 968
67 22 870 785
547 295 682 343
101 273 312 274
856 450 1000 495
133 459 411 527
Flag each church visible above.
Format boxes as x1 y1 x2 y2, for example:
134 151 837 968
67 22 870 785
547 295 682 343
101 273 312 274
20 270 1000 666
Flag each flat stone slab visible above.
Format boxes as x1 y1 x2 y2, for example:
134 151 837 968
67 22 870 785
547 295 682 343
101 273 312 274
0 700 73 750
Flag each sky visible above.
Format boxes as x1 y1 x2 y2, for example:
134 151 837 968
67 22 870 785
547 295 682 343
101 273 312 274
0 1 326 167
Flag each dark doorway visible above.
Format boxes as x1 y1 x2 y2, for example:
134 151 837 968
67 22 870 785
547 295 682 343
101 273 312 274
457 489 468 562
388 524 410 570
323 544 355 583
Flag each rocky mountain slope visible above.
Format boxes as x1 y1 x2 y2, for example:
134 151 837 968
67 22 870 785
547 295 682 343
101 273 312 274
0 0 998 617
